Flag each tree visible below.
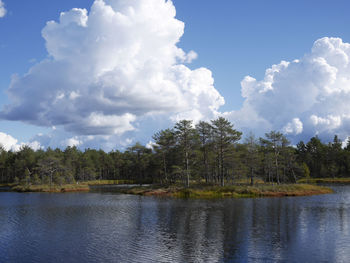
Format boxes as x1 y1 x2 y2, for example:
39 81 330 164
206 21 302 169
244 133 260 185
196 121 213 183
127 143 152 184
305 136 326 177
174 120 197 187
63 146 81 180
328 135 343 178
37 157 63 189
303 163 310 182
260 131 289 184
152 129 176 183
0 145 8 183
211 117 242 186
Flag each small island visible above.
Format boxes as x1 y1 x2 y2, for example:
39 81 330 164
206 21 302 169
4 179 333 198
0 118 348 198
120 183 333 198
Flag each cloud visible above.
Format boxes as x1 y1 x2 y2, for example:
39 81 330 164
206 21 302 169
146 140 157 150
1 0 224 138
0 132 42 151
27 125 137 151
61 137 82 148
283 118 303 135
0 0 6 18
227 37 350 142
4 1 349 149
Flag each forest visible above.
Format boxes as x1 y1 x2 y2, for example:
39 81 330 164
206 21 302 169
1 117 350 187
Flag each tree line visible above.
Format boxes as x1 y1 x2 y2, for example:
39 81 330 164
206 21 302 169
1 117 350 186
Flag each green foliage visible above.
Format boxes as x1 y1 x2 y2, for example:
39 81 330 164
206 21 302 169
32 174 41 185
53 172 65 185
303 163 311 184
64 171 75 184
42 176 50 185
1 118 350 187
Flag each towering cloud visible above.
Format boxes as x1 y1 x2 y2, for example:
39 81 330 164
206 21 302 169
0 0 6 18
2 0 350 149
227 37 350 142
1 0 224 137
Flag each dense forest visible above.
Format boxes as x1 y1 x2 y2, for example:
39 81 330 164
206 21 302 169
1 117 350 186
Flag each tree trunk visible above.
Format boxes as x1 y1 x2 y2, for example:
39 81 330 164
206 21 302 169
162 152 167 182
185 150 189 187
250 167 254 186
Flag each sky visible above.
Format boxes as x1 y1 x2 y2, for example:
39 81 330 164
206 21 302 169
1 0 350 151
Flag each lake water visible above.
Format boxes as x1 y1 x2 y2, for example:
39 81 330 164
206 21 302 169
1 185 350 262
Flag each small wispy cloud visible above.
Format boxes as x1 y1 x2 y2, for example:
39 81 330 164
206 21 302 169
0 0 7 18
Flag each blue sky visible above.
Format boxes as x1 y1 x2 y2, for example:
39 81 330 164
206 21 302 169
1 0 350 150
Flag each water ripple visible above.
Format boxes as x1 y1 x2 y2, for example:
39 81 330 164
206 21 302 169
1 187 350 262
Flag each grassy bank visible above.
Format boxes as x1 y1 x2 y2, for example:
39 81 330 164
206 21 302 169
122 184 333 198
8 180 333 197
10 179 137 193
86 180 136 185
0 183 15 187
12 183 90 193
298 178 350 184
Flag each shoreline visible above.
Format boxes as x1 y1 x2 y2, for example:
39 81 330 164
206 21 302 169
298 178 350 184
120 184 333 198
8 180 138 193
11 184 90 193
4 181 334 197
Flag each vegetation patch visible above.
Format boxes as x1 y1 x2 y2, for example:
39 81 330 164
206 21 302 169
121 183 333 199
298 178 350 184
86 180 136 185
12 183 90 193
9 179 144 193
1 118 350 195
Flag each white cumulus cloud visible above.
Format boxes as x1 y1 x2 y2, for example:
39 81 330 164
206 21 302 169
1 0 224 139
62 137 82 147
0 132 42 151
0 0 6 18
283 118 303 135
227 37 350 142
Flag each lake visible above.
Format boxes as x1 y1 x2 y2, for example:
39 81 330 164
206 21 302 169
1 185 349 262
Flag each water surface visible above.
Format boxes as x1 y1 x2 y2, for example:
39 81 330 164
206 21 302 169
1 186 349 262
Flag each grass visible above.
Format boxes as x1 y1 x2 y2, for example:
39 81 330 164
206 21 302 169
12 183 90 193
86 179 136 185
10 179 139 193
8 179 334 197
0 183 15 187
121 183 333 199
298 178 350 184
